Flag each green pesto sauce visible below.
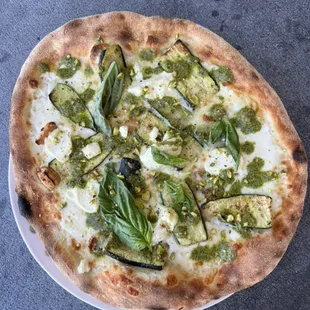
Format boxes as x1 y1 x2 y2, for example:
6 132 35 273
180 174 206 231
56 55 81 79
86 212 107 231
142 66 163 79
160 55 199 82
241 141 255 154
110 134 143 156
80 88 95 103
139 48 155 61
190 241 236 262
233 107 262 134
38 62 50 74
226 180 242 196
124 93 147 116
208 103 227 121
84 66 94 77
243 157 278 188
210 66 233 84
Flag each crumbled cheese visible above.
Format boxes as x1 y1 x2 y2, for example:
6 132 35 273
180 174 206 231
149 127 159 142
82 142 101 159
119 125 128 138
77 259 90 274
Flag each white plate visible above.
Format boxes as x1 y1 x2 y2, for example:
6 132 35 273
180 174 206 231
9 157 231 309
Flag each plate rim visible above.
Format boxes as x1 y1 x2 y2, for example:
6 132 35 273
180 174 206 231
8 155 232 310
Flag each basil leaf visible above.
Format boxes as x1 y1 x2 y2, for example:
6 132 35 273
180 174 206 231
151 146 186 167
94 62 124 136
223 118 240 168
98 167 153 251
208 120 225 144
164 180 195 220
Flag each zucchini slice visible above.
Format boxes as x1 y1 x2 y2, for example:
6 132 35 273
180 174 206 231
104 234 167 270
148 96 192 130
49 133 112 185
157 175 207 246
49 83 95 130
137 111 168 144
159 40 218 109
203 195 272 229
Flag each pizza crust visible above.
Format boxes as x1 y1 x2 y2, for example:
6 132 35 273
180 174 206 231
10 11 307 309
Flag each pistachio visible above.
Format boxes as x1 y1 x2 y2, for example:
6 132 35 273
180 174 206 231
35 122 57 145
37 167 60 190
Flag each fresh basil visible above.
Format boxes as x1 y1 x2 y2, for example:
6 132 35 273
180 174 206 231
98 167 153 251
164 180 195 220
94 62 124 136
208 118 240 168
208 121 225 144
151 146 186 168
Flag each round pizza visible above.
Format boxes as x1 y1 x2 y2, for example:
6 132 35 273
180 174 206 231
10 11 307 309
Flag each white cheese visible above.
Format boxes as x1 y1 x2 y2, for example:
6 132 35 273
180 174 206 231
66 179 99 213
45 129 72 163
119 125 128 138
77 259 90 274
82 142 101 159
204 148 235 175
128 70 176 99
149 127 159 142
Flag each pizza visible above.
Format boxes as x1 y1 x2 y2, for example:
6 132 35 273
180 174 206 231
10 11 307 309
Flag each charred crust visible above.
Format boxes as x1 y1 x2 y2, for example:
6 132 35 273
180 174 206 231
118 30 134 43
65 19 83 30
293 145 307 164
251 71 260 80
18 195 32 218
147 35 159 45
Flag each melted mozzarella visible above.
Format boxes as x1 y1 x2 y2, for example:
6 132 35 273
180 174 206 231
45 129 72 163
77 259 90 274
204 148 235 175
66 179 99 213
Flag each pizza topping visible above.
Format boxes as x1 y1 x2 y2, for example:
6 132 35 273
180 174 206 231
84 66 94 77
66 178 99 213
203 195 272 229
38 62 50 74
49 133 112 187
233 106 262 134
119 125 129 138
56 55 81 79
36 166 60 190
79 87 95 103
209 66 234 84
241 141 255 154
77 259 91 274
243 157 278 188
157 176 208 246
151 146 186 168
142 66 163 79
204 148 235 175
35 121 57 145
94 62 125 136
208 103 227 121
45 129 72 163
98 167 153 251
49 83 95 130
82 142 101 159
190 241 236 262
159 40 218 109
139 48 155 62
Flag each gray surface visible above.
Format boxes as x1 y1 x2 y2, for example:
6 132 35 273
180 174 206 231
1 0 309 309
